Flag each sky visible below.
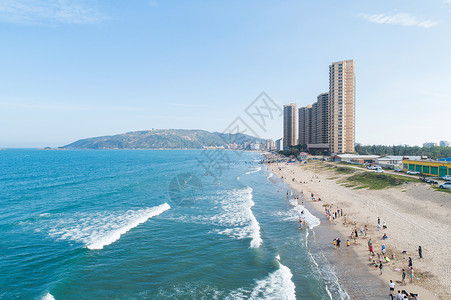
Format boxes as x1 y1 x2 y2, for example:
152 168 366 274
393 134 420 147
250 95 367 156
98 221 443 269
0 0 450 148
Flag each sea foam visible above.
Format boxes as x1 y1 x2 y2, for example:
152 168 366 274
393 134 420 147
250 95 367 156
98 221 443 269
41 292 55 300
48 203 170 250
245 166 262 175
275 198 320 229
211 187 262 248
229 255 296 300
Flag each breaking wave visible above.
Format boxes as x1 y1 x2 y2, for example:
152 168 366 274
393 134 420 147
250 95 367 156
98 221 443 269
211 187 262 248
48 203 171 250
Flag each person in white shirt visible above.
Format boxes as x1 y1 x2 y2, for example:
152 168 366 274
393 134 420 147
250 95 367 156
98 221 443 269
389 280 395 296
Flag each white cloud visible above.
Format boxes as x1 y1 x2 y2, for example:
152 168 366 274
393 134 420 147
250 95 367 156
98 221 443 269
0 0 108 25
443 0 451 3
360 12 438 28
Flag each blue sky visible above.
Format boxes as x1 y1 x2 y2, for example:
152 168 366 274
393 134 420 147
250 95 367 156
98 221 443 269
0 0 450 147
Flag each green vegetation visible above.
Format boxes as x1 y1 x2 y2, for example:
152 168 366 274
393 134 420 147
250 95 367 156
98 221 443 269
279 143 451 159
432 187 451 194
344 172 415 190
335 167 356 174
355 144 451 160
63 129 265 149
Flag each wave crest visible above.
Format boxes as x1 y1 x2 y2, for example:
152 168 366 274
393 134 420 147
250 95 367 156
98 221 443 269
48 203 171 250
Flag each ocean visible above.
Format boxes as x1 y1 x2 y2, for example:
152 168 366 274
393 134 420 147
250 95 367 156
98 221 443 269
0 149 351 299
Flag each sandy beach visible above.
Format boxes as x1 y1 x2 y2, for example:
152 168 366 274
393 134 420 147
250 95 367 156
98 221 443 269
267 158 451 300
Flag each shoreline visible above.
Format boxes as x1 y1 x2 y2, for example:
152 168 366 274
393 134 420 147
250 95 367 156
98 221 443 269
266 159 447 299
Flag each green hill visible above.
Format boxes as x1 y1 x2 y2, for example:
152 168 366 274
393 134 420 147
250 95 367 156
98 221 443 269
63 129 265 149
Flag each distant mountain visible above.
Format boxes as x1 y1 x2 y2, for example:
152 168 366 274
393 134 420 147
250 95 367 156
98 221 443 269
63 129 266 149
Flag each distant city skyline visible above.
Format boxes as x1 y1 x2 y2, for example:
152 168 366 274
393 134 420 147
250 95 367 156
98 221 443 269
0 1 450 147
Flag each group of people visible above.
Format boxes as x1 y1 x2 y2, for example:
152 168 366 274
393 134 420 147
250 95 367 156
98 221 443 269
389 280 420 300
324 204 343 222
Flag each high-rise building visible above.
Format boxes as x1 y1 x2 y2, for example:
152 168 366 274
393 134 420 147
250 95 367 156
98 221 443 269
298 93 329 147
298 105 312 145
423 142 437 148
283 103 297 149
276 138 283 151
439 141 450 147
328 60 355 154
287 60 355 154
266 139 275 150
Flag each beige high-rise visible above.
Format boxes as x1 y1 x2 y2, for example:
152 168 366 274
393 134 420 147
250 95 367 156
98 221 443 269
283 103 297 149
328 60 355 154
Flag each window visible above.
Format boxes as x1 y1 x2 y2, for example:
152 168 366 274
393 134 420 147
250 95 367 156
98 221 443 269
423 166 430 174
403 164 408 169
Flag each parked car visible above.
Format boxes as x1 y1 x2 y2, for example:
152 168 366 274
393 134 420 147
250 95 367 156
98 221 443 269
407 170 420 175
442 175 451 181
394 168 402 172
367 165 378 170
420 177 438 184
373 168 384 173
439 182 451 190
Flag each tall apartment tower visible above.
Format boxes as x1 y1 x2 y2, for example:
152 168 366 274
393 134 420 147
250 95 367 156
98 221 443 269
316 93 329 144
298 105 312 145
283 103 297 149
298 94 328 146
328 60 355 154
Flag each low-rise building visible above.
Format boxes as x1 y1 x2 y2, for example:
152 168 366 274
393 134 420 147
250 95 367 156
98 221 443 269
402 159 451 177
375 156 422 169
333 154 380 164
298 152 311 161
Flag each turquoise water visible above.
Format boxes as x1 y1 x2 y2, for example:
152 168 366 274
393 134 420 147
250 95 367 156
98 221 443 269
0 149 349 299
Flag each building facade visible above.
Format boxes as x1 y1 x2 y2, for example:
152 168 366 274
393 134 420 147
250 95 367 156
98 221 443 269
286 60 355 154
283 103 297 149
402 159 451 177
329 60 355 154
423 142 437 148
276 138 283 151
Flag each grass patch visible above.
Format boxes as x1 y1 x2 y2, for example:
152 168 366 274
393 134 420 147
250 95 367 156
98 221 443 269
344 172 414 190
334 167 356 174
327 176 339 180
432 187 451 194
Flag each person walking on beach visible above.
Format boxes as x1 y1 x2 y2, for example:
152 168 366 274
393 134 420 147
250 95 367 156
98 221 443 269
401 269 406 285
379 262 383 275
389 280 395 297
408 257 413 268
410 268 414 283
418 246 423 258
